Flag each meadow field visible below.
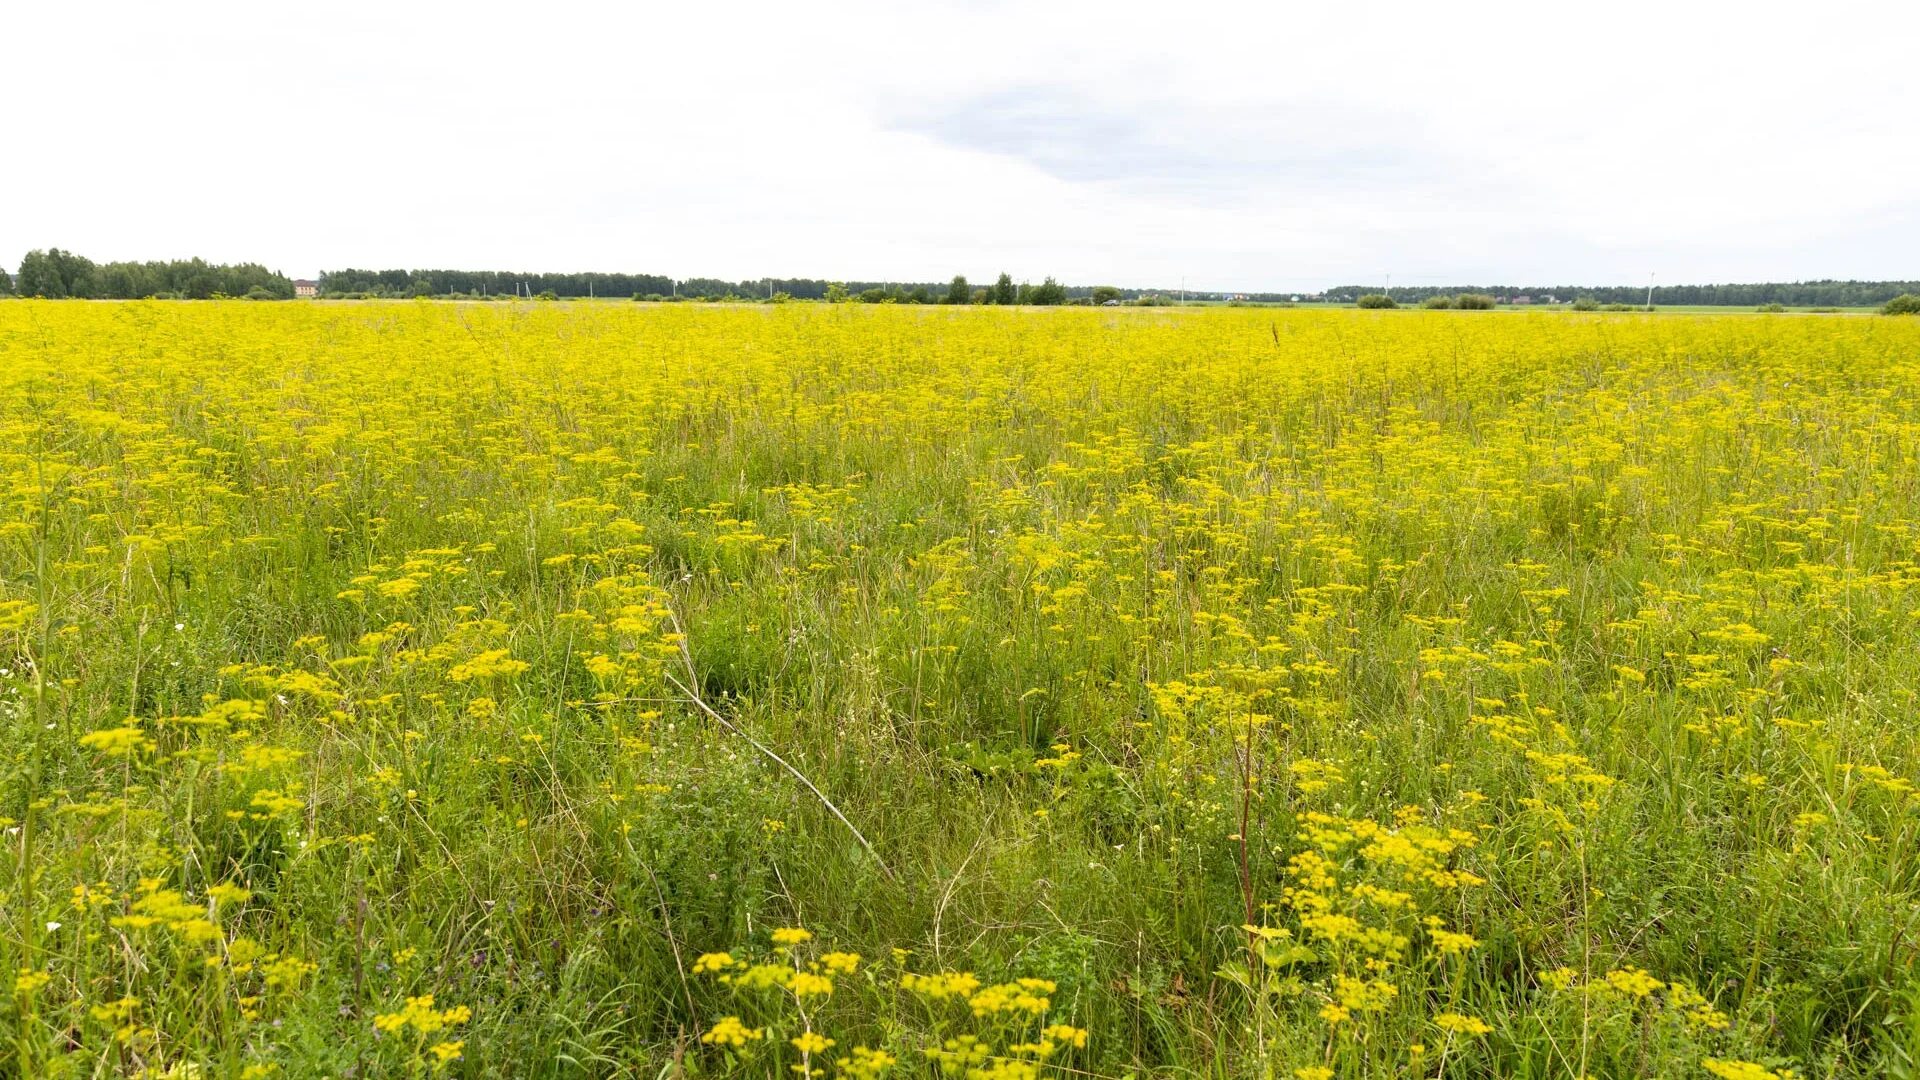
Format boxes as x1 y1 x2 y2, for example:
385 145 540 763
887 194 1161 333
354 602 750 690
7 301 1920 1079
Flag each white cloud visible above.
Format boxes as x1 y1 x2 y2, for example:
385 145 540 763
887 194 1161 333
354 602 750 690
3 0 1914 290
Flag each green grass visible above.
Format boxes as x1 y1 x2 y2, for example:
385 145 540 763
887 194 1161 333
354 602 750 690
3 301 1920 1078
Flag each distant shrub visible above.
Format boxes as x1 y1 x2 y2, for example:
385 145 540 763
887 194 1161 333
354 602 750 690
1024 277 1068 306
1602 303 1637 312
1757 303 1786 313
243 286 276 300
1454 293 1496 310
1421 295 1455 309
1883 294 1920 315
534 289 558 301
1356 294 1397 309
1570 297 1599 311
1809 306 1843 313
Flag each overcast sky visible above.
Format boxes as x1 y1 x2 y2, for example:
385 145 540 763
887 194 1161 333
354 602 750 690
5 1 1916 291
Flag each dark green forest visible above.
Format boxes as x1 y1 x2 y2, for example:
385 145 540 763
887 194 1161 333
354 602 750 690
9 249 293 299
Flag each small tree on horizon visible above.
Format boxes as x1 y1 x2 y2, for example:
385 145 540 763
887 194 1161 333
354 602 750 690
992 273 1016 305
1026 276 1067 305
945 275 970 304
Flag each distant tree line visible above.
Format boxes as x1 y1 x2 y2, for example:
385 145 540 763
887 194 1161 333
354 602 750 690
1322 281 1920 308
320 268 677 298
11 251 1919 309
316 268 1111 305
299 273 1920 309
6 249 293 299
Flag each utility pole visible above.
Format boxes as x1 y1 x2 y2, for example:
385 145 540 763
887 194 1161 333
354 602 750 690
1646 273 1655 311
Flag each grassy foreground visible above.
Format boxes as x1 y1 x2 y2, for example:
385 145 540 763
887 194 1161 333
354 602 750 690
5 301 1920 1079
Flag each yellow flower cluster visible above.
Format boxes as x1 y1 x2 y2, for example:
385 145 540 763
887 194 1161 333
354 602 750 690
1542 966 1730 1031
900 971 983 1000
1703 1059 1801 1080
1433 1012 1492 1036
702 1015 764 1048
694 927 1086 1077
964 979 1055 1018
835 1045 898 1079
372 995 472 1036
